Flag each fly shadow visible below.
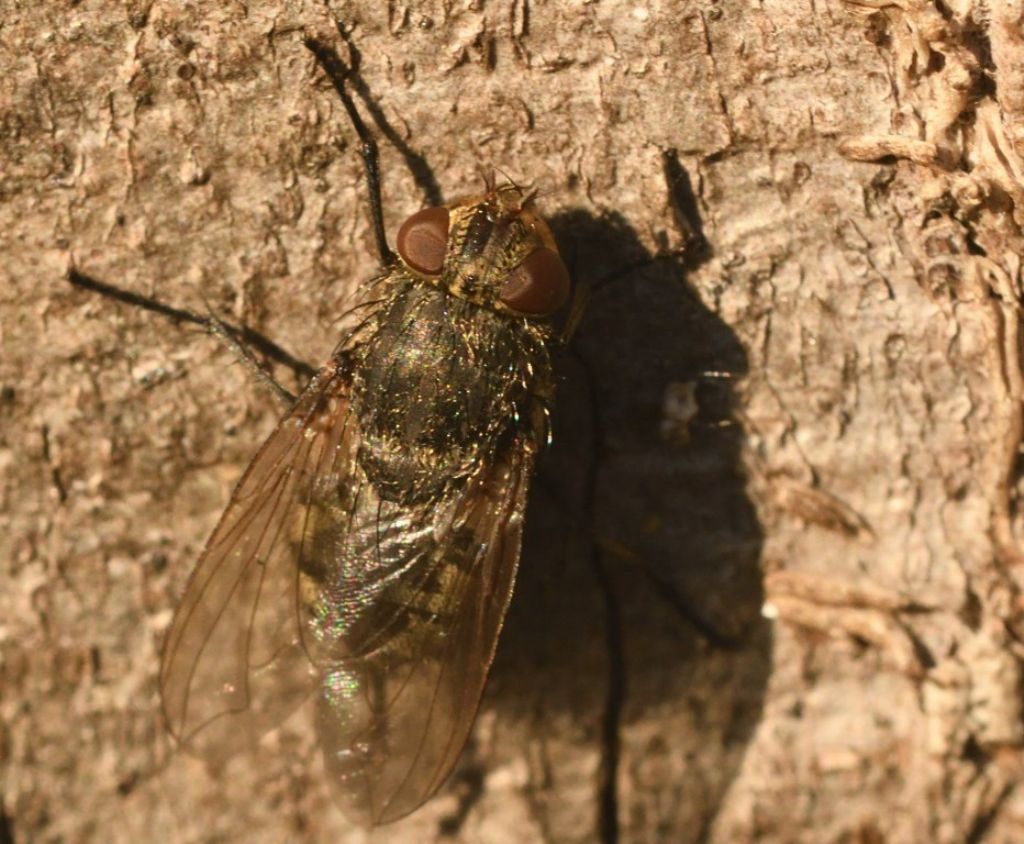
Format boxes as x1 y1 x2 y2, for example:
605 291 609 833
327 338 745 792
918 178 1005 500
486 199 771 843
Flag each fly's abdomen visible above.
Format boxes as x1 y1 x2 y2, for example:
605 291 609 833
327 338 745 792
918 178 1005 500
298 476 477 664
306 490 482 820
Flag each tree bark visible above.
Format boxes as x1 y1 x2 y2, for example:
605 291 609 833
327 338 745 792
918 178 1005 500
4 1 1024 842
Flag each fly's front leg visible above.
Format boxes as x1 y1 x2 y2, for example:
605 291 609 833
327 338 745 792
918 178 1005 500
303 35 395 269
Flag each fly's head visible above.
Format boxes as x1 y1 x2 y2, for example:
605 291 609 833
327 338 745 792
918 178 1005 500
394 181 571 319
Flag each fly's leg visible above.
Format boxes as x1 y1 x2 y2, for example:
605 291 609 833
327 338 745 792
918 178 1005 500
567 150 709 312
661 149 709 259
560 273 590 346
199 301 298 406
66 268 312 406
303 35 395 269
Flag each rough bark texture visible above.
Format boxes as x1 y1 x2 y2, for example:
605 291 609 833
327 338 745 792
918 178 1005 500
5 0 1024 841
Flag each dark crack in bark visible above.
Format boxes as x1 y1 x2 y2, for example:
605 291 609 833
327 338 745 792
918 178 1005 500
576 343 625 844
591 550 626 844
0 806 13 844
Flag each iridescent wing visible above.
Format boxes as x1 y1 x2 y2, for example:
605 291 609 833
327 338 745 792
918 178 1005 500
306 438 536 826
159 364 359 762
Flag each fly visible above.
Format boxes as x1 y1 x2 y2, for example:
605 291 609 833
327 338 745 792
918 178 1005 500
76 32 572 826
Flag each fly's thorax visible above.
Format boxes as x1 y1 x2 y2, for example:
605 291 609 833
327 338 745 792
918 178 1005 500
350 277 552 506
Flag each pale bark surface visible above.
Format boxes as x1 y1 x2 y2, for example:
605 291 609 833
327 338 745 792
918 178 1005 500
4 0 1024 842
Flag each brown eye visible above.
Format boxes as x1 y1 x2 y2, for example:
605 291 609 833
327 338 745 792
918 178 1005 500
499 248 571 315
396 206 450 275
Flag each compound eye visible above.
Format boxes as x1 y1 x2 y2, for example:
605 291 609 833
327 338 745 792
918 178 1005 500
396 206 450 275
499 248 571 315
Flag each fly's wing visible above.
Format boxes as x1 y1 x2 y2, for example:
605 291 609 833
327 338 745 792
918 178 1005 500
159 365 359 762
308 439 536 826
